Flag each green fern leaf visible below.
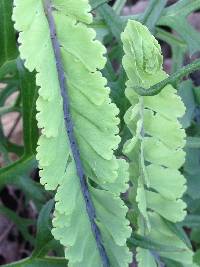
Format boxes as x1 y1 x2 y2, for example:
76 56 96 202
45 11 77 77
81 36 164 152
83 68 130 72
121 20 195 266
12 1 131 266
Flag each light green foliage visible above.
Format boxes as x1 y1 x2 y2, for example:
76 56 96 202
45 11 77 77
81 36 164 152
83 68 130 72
12 0 131 266
121 20 195 266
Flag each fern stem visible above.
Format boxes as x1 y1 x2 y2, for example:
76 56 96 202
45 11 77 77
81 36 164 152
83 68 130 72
133 59 200 96
43 1 110 266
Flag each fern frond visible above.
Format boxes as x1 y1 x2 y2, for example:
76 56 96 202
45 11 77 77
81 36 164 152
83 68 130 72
121 20 194 266
13 1 131 266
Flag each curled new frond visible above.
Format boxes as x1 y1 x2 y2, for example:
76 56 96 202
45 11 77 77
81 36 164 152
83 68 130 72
121 20 194 266
13 1 131 266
